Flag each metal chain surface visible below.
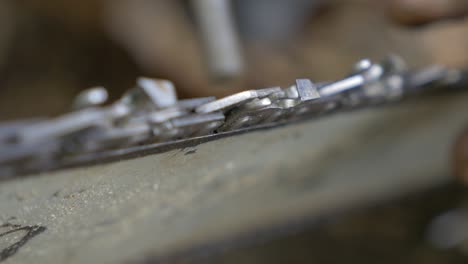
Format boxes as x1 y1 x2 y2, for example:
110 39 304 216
0 56 465 177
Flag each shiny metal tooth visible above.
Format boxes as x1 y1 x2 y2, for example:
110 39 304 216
72 86 109 110
272 79 325 120
295 79 321 101
219 79 320 131
319 64 384 97
195 87 282 114
121 78 178 110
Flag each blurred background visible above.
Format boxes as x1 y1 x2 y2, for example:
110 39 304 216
1 0 468 120
1 0 468 263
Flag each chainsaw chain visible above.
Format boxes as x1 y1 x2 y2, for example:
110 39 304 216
0 56 463 176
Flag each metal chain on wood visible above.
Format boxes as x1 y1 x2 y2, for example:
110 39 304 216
0 56 465 176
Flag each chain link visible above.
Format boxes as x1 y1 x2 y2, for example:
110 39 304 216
0 56 464 176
